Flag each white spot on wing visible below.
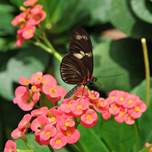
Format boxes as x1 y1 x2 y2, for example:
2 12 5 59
75 34 88 40
73 53 83 59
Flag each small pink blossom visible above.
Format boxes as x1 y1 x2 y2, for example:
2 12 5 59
18 91 39 111
40 124 57 141
4 140 16 152
109 103 120 115
11 127 28 139
22 25 36 39
31 4 43 15
124 94 139 108
107 90 119 104
18 114 32 129
115 91 129 106
124 114 135 125
58 118 75 131
59 99 74 115
13 86 27 104
81 109 98 128
128 100 147 119
70 99 89 118
45 108 60 125
88 90 100 102
18 77 30 86
41 74 56 88
74 87 88 97
31 107 48 117
35 135 50 146
59 127 80 144
23 0 38 7
102 110 111 120
11 12 26 26
31 10 46 24
114 108 127 123
31 115 49 135
50 133 67 150
93 98 108 113
30 72 43 85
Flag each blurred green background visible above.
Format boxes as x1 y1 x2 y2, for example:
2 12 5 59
1 0 152 151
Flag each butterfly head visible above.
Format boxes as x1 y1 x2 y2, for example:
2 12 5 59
92 77 97 82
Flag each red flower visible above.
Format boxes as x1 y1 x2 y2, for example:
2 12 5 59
18 114 32 129
23 0 38 7
18 77 30 86
31 107 48 117
11 127 28 139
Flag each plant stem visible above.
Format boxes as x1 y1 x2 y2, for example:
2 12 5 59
141 38 150 106
134 121 139 152
48 145 55 152
21 135 34 152
75 141 86 152
43 36 62 62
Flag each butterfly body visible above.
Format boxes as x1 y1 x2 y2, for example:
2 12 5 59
60 27 97 98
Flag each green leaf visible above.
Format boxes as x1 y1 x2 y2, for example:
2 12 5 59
9 0 24 7
78 124 109 152
0 4 15 36
110 0 152 40
0 38 16 52
131 0 152 24
93 38 146 92
0 71 14 100
99 117 135 152
131 78 152 102
7 46 49 82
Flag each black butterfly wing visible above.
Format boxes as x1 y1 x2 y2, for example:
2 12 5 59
60 27 93 85
69 27 93 79
60 53 87 84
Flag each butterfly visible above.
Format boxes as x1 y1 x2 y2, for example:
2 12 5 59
60 27 97 99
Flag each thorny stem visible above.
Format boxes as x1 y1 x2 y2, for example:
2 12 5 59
141 38 150 106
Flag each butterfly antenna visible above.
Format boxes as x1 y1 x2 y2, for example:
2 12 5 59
97 73 125 78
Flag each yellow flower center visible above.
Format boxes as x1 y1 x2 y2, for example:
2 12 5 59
67 103 71 108
50 117 56 122
49 88 56 94
45 131 51 136
77 105 82 110
120 97 124 102
23 79 29 84
128 100 134 104
28 29 33 34
87 114 92 120
35 8 39 12
41 80 47 86
36 76 42 81
31 85 37 91
114 105 118 111
128 116 132 120
78 92 83 95
26 99 32 105
120 111 124 117
66 128 72 136
135 106 140 112
18 93 22 99
55 139 61 144
65 122 71 127
110 96 115 100
91 94 96 98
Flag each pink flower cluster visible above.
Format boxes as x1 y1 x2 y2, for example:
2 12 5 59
5 72 147 151
13 72 66 111
102 90 147 124
11 0 46 47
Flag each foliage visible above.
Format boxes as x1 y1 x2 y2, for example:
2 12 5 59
1 0 152 152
